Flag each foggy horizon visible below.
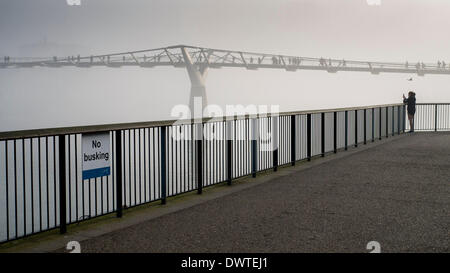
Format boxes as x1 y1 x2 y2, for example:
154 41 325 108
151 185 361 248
1 0 450 132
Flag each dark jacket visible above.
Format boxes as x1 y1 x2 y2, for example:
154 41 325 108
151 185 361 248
403 95 416 115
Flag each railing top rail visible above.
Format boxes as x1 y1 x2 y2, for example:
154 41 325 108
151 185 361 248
416 103 450 105
279 103 404 116
0 102 444 141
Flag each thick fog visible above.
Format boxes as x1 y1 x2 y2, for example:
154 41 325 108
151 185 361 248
1 0 450 131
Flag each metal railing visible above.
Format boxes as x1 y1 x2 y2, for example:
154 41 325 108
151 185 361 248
406 103 450 131
0 103 448 243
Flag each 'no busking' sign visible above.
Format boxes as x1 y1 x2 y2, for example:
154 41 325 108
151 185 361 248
82 132 111 180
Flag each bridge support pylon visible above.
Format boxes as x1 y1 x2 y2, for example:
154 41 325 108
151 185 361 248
181 47 208 119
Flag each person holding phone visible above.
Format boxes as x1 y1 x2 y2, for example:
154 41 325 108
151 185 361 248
403 91 416 132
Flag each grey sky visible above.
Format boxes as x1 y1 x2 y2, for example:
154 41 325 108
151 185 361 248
1 0 450 131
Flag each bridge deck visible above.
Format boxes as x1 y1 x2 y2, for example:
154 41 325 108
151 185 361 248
4 132 448 253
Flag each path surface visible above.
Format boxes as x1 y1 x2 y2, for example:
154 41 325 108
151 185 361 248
59 132 450 253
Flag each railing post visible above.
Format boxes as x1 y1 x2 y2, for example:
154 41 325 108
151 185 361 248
333 112 337 153
196 123 203 194
371 108 375 142
226 120 232 185
354 110 358 147
392 106 395 136
58 135 67 234
397 105 400 134
344 111 348 150
403 105 406 133
160 126 167 204
364 109 367 144
291 115 296 165
379 107 382 140
115 130 123 217
385 107 389 138
435 104 438 131
251 118 258 177
307 114 312 160
321 112 325 157
272 116 279 171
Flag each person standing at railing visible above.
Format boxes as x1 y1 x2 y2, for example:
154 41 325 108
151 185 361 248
403 91 416 132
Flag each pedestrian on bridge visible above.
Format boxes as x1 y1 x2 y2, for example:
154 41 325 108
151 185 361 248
403 91 416 132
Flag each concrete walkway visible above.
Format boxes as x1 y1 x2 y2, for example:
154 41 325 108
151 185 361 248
52 132 449 253
4 132 448 253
